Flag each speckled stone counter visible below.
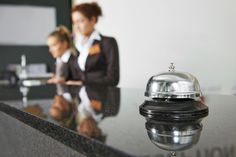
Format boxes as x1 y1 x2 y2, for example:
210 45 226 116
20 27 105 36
0 84 236 157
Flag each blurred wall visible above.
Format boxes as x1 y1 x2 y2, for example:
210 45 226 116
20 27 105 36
0 0 72 72
73 0 236 94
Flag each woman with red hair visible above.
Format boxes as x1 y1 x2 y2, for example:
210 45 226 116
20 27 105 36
67 2 120 86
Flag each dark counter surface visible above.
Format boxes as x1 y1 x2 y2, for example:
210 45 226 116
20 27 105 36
0 84 236 157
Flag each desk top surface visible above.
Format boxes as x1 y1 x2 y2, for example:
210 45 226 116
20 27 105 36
0 84 235 157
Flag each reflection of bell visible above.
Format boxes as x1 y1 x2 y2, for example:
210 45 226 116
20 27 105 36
145 119 202 151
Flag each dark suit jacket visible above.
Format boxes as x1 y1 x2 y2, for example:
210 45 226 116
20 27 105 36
69 35 120 86
54 53 77 81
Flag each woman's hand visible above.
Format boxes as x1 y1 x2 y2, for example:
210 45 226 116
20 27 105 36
65 80 83 86
47 76 66 84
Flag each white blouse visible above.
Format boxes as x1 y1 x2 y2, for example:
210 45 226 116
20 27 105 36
56 49 71 64
75 30 101 71
78 86 103 123
55 49 71 78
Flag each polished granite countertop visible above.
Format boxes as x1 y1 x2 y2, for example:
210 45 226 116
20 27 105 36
0 84 236 157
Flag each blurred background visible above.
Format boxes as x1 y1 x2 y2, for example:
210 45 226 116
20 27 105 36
1 0 236 94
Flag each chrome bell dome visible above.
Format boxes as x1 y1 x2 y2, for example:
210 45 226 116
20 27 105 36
145 63 202 100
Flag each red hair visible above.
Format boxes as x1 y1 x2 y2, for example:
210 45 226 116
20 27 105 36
72 2 102 22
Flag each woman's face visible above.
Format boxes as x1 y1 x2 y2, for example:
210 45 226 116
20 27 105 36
47 36 67 58
72 11 96 36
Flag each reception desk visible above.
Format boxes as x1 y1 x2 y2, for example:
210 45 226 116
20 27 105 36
0 84 236 157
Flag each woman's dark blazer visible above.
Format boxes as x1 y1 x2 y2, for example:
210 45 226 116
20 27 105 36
69 35 120 86
55 53 77 81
